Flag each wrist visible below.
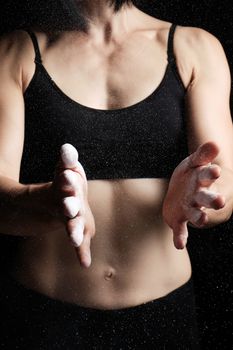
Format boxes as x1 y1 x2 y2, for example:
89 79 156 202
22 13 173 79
27 182 66 231
24 181 53 213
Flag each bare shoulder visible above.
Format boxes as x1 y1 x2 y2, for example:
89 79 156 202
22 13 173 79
0 30 34 89
136 16 215 88
174 25 224 54
0 29 49 92
138 12 226 86
174 25 227 71
176 25 230 84
0 29 36 64
165 24 227 88
0 29 48 57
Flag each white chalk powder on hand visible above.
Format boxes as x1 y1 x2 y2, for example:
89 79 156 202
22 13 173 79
60 143 79 168
63 169 77 187
62 196 81 218
69 218 85 247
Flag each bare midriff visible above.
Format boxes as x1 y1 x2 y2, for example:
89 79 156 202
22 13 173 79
9 8 194 310
11 178 192 310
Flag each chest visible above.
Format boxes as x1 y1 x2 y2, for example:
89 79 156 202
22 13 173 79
36 36 172 110
21 61 188 184
21 30 190 183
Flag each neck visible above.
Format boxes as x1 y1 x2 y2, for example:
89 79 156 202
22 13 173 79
74 1 135 42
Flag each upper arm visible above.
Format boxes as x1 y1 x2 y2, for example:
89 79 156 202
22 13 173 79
0 31 27 182
184 27 233 171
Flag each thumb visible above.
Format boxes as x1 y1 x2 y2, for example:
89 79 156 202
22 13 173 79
188 141 220 168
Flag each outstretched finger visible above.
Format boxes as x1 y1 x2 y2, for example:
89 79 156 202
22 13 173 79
185 206 208 227
61 143 79 166
193 189 225 210
66 215 85 247
60 143 87 182
55 144 78 172
62 196 82 218
75 232 92 268
173 221 189 250
56 169 79 197
197 164 221 187
188 141 220 169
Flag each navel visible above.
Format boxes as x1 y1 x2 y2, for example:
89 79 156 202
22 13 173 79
104 267 116 281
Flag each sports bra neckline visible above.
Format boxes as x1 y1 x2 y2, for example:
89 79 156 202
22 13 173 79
24 58 174 113
24 23 186 113
21 23 189 182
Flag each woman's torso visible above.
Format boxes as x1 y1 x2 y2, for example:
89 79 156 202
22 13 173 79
10 8 194 309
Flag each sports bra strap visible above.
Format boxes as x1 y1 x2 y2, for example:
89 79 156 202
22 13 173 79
24 25 177 66
25 26 177 70
25 30 42 65
167 23 177 64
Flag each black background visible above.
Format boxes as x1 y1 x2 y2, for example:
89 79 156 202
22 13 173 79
0 1 232 349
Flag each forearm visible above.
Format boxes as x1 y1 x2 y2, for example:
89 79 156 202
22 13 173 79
199 166 233 228
0 175 62 236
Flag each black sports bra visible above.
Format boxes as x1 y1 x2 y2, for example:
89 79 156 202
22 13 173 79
19 23 189 183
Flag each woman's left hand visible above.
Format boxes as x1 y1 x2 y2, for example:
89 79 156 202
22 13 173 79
162 141 226 249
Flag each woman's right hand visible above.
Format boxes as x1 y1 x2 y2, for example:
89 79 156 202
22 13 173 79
47 143 96 268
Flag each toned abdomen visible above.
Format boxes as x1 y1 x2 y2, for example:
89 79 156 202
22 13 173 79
11 178 192 309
